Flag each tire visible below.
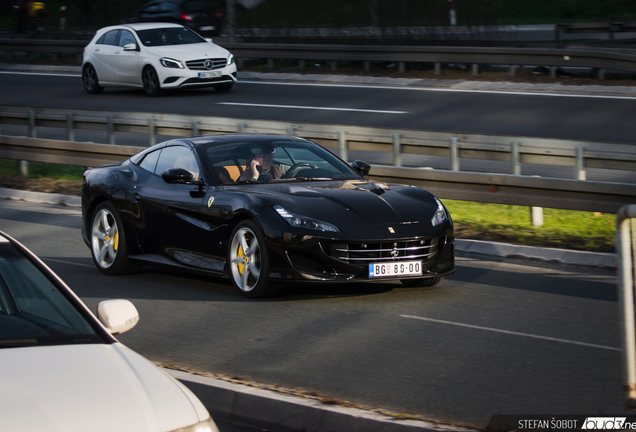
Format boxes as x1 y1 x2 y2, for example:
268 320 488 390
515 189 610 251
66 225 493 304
90 201 139 275
228 220 279 298
213 82 233 92
400 277 443 288
142 66 164 96
82 64 103 94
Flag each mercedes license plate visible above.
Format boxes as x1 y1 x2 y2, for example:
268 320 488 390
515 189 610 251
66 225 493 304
198 71 221 79
369 260 422 278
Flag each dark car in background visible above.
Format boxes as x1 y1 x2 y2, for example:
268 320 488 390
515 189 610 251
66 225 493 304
124 0 224 37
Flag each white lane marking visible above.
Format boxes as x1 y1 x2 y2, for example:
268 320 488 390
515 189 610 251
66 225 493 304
241 80 636 101
43 257 95 268
0 71 80 78
217 102 407 114
3 70 635 101
401 314 620 351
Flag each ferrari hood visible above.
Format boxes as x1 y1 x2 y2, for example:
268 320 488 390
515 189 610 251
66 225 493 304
145 43 229 61
0 343 207 432
236 180 442 235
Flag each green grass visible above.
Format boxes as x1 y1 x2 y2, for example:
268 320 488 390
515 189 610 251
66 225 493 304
0 159 84 181
444 199 615 252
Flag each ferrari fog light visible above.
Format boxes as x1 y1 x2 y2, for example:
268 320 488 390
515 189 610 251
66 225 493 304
160 57 185 69
431 197 448 227
274 205 339 233
170 417 219 432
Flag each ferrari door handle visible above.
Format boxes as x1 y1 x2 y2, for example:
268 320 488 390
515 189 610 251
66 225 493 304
132 193 142 203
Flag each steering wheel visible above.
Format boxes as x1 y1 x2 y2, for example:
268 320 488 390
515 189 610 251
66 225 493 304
281 163 314 179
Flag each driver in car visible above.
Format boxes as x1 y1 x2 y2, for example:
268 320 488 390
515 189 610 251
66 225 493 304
239 146 289 182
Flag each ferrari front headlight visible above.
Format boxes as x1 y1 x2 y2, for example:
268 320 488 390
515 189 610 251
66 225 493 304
274 205 339 232
160 57 185 69
169 417 219 432
431 197 448 227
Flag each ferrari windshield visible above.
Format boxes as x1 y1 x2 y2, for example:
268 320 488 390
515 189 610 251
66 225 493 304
199 138 363 185
136 27 206 47
0 243 104 348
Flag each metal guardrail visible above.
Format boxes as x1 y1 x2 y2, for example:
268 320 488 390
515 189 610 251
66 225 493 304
2 37 636 76
2 105 636 180
1 134 634 214
617 205 636 408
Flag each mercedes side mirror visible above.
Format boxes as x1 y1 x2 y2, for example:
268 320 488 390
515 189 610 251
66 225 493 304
97 299 139 335
123 43 138 51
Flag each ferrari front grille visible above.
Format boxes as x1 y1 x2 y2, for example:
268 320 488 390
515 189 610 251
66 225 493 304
186 58 227 70
324 238 441 265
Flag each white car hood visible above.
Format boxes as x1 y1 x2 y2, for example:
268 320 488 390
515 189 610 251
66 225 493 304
0 343 208 432
145 43 229 62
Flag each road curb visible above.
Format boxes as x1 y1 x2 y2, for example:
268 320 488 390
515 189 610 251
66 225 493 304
0 186 81 207
165 368 477 432
456 239 616 269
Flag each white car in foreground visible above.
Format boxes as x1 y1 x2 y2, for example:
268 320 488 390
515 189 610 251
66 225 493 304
82 22 237 96
0 231 218 432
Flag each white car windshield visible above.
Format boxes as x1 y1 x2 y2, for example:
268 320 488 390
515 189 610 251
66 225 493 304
136 27 206 47
0 243 104 348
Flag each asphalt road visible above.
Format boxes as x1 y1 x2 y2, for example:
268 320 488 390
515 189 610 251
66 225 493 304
1 71 636 144
0 199 627 429
2 71 636 183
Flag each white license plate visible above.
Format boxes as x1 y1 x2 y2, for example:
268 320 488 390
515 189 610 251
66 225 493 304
368 260 422 278
199 26 214 31
198 71 221 79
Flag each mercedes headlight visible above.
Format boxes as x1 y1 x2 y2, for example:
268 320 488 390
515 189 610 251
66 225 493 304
169 417 219 432
274 205 339 232
228 53 235 66
160 57 185 69
431 197 448 227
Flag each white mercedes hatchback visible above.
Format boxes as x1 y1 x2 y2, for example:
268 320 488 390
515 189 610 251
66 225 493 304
0 231 219 432
82 22 237 96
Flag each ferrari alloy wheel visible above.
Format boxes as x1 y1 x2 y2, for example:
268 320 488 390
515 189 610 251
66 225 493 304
82 64 103 94
90 202 138 275
228 220 279 298
400 277 443 288
142 66 163 97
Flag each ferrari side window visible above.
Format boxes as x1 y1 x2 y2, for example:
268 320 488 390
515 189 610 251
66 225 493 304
155 146 200 180
138 149 161 173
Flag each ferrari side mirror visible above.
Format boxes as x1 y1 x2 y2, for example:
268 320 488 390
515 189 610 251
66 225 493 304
351 160 371 176
162 168 193 184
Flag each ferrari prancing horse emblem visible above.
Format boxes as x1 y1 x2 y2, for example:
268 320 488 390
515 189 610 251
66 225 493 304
208 196 215 207
388 227 395 233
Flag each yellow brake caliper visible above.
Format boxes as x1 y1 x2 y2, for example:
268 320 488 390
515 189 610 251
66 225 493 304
238 244 245 274
113 231 118 252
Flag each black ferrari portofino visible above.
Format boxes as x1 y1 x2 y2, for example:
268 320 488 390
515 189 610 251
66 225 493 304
81 134 455 298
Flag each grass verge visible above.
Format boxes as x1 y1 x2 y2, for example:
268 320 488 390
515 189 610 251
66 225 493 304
0 159 616 253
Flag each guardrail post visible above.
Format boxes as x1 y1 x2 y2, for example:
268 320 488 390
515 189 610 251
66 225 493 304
299 60 305 71
28 110 36 138
617 205 636 409
511 141 521 175
392 133 402 167
66 112 74 142
472 64 479 76
434 63 441 75
576 146 586 180
597 68 606 80
238 122 247 133
286 126 296 136
531 206 544 226
191 120 200 137
398 62 405 73
107 116 116 145
267 59 274 70
19 161 28 177
338 130 348 162
550 66 557 79
450 137 460 171
147 117 155 147
364 61 370 73
510 65 517 78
